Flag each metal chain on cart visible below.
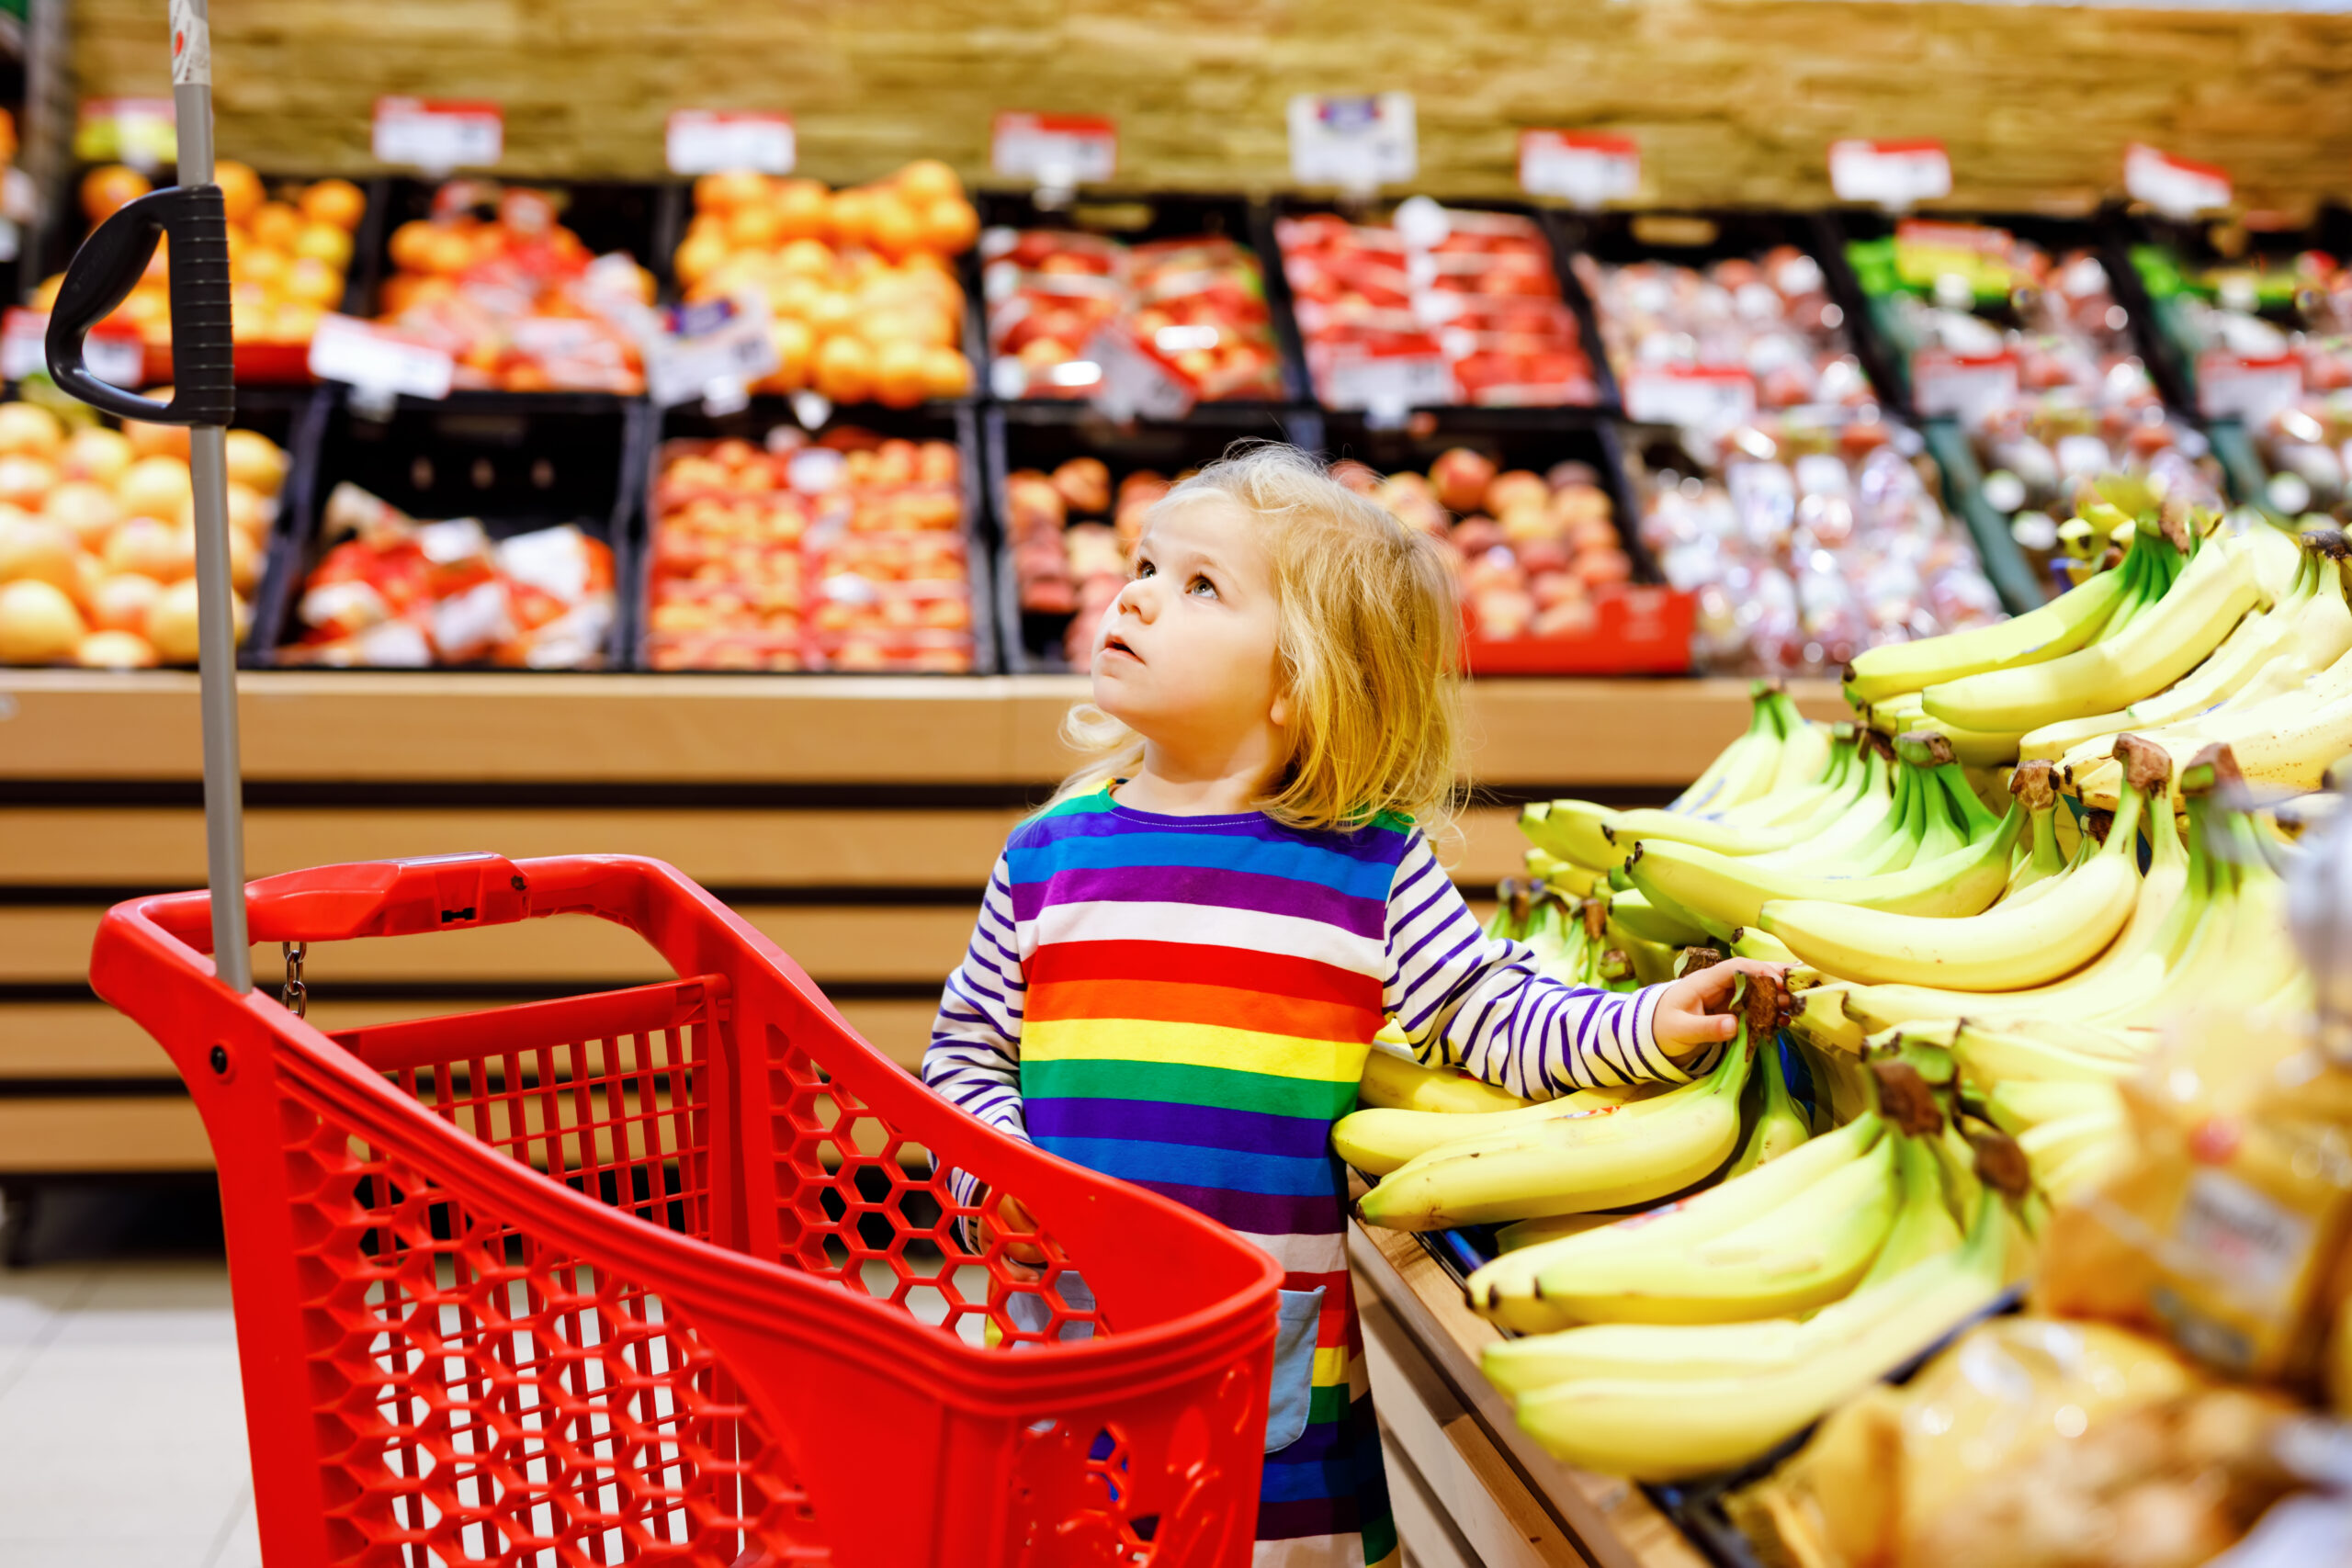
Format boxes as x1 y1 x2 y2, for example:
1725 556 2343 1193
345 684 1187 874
281 942 306 1019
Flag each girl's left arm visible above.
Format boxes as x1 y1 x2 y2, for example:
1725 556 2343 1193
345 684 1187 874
1383 832 1691 1099
923 855 1031 1235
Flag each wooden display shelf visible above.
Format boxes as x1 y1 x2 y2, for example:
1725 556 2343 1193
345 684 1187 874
0 670 1846 788
1351 1220 1709 1568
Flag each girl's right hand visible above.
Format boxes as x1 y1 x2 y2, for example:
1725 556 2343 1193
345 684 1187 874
986 1191 1049 1277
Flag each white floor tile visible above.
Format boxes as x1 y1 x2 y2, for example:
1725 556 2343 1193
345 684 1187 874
0 1535 220 1568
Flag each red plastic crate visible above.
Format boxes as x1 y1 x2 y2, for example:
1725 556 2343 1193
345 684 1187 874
89 852 1280 1567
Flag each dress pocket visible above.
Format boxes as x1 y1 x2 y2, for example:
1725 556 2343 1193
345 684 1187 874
1264 1286 1328 1454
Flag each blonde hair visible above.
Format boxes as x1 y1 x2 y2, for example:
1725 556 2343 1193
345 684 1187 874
1052 442 1464 840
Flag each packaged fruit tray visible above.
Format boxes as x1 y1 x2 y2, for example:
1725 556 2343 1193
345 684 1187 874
975 190 1307 410
359 178 667 398
2117 204 2352 515
0 385 324 670
1833 207 2220 611
989 400 1323 673
38 161 379 386
254 389 650 671
1548 209 1880 427
665 163 984 410
1319 409 1692 676
1622 409 2005 676
1262 196 1607 414
639 400 991 674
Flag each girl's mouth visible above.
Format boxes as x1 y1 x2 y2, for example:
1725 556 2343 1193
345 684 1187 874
1103 633 1141 663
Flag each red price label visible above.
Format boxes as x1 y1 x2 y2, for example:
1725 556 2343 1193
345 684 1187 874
307 313 456 401
1911 350 2020 423
374 98 503 175
991 113 1117 187
1623 366 1758 432
1519 130 1640 208
4 310 144 388
2126 143 2232 220
1828 140 1951 209
666 110 796 176
2196 352 2301 424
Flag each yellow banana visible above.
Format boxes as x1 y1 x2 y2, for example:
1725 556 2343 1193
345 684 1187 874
1986 1078 2122 1135
1843 561 2130 705
1354 1027 1753 1232
1355 1043 1532 1115
1923 530 2265 735
1852 1133 1963 1291
1495 1213 1621 1253
1331 1080 1649 1176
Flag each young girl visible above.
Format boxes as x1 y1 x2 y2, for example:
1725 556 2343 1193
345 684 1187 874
925 444 1777 1567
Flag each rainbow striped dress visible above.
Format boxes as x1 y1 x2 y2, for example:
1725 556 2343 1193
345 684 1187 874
926 788 1679 1567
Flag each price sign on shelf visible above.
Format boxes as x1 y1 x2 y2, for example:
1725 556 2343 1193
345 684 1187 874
1623 365 1758 433
2197 352 2302 425
1827 140 1951 209
74 98 176 171
1080 323 1194 424
2126 143 2233 220
1911 350 2022 423
373 97 503 175
1288 93 1417 192
3 310 143 388
666 110 796 175
1323 345 1456 416
308 313 456 401
991 113 1117 189
1519 130 1640 208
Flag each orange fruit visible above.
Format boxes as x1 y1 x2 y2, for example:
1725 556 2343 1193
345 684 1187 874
388 219 439 272
294 222 353 269
421 227 477 275
281 257 341 309
865 193 922 261
673 231 727 289
694 170 770 216
725 200 785 250
214 161 264 224
238 245 287 289
805 290 859 342
299 178 366 231
812 334 875 404
873 339 930 408
895 159 962 207
269 302 324 344
81 164 151 223
769 274 825 322
920 345 974 400
920 197 979 255
28 274 61 311
777 236 835 279
775 180 831 241
829 187 876 252
769 317 813 389
249 201 301 250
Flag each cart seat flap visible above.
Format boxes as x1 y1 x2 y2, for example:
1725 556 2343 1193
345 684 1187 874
327 974 730 1074
245 852 532 943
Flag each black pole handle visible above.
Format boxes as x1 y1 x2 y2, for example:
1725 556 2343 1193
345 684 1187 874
45 183 235 428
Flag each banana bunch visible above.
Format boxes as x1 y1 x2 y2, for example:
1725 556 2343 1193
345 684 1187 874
1350 977 1788 1232
1622 730 2022 935
1482 1126 2026 1481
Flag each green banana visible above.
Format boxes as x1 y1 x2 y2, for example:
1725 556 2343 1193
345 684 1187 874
1726 1036 1811 1176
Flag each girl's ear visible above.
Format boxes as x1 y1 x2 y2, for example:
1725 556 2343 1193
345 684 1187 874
1269 688 1290 728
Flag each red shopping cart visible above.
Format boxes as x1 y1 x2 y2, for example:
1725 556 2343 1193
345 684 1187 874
53 8 1281 1563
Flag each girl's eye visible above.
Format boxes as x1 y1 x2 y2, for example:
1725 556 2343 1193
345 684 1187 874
1188 575 1217 599
1134 560 1155 580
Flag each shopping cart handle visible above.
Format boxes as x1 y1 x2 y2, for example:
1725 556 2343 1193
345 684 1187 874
46 183 235 426
242 853 532 943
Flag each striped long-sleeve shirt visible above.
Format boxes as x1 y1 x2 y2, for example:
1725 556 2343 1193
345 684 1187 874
922 788 1686 1567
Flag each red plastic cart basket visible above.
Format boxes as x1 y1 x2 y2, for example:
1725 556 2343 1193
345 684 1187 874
88 851 1282 1567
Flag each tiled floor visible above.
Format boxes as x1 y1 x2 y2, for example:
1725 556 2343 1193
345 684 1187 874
0 1255 255 1568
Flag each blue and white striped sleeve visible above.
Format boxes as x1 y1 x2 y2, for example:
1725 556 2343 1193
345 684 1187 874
1383 831 1688 1099
922 854 1030 1224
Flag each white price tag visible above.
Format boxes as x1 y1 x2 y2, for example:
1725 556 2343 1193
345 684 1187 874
1911 349 2021 423
5 310 144 387
373 97 503 175
1519 130 1639 208
2127 142 2233 220
643 296 780 409
1081 324 1194 423
990 113 1117 188
1623 366 1758 432
2198 352 2302 425
1322 347 1456 414
1828 140 1952 210
1288 93 1417 192
307 312 456 401
74 98 175 172
665 110 796 176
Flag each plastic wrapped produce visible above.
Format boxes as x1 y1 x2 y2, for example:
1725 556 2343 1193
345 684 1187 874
1574 244 1874 412
1275 199 1599 409
1633 414 2003 675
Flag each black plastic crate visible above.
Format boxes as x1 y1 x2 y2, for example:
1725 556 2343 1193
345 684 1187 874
255 389 650 670
974 189 1308 408
1542 209 1884 422
640 398 993 674
1259 195 1609 416
989 400 1320 672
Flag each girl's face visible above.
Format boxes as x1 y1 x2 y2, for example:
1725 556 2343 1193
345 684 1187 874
1090 496 1287 761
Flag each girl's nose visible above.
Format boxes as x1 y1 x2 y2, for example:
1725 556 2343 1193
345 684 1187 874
1116 575 1156 621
